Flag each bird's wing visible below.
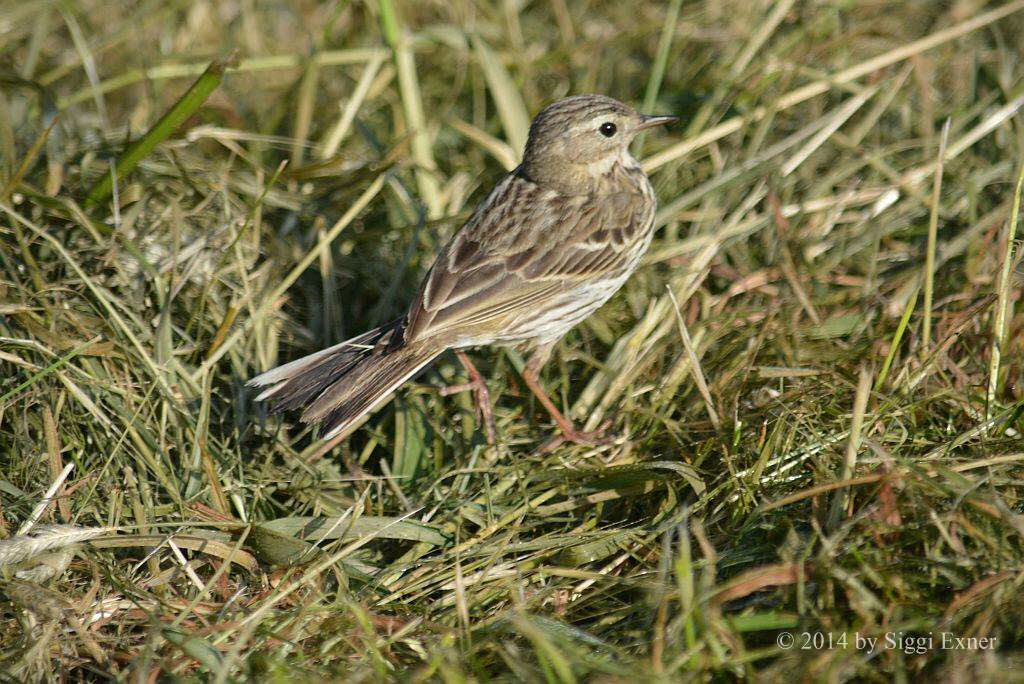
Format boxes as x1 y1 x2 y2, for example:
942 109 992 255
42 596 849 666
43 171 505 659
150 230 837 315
404 170 651 342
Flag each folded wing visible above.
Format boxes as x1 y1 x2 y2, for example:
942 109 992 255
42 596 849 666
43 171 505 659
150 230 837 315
404 171 649 343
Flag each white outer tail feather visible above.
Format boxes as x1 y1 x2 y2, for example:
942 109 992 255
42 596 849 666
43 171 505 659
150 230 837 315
248 324 441 440
248 339 368 401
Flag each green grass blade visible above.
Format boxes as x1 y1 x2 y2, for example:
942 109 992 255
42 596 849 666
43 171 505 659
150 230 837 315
874 288 919 391
986 159 1024 421
922 119 950 352
0 335 99 406
83 55 233 209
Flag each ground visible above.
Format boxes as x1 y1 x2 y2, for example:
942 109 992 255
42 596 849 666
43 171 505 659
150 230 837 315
1 0 1023 680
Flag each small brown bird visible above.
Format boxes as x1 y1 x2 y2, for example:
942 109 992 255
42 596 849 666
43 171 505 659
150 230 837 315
249 95 675 444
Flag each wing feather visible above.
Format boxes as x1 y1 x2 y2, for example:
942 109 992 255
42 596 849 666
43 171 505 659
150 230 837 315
405 169 649 342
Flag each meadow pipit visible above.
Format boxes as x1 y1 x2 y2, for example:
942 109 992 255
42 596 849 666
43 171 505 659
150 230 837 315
249 95 676 444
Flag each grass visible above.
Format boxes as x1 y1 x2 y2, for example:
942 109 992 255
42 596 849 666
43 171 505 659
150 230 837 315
1 0 1024 680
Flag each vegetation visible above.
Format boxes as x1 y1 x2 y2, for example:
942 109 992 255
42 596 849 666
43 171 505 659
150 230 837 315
1 0 1023 679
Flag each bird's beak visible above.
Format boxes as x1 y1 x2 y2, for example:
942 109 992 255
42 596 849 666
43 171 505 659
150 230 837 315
636 114 679 131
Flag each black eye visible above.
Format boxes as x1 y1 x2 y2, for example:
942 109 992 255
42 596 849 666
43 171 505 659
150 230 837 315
599 122 617 137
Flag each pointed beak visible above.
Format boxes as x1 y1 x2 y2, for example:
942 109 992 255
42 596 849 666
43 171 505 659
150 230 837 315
636 114 679 131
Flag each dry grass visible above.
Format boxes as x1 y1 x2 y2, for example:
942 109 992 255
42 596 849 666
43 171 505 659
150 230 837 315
2 0 1024 680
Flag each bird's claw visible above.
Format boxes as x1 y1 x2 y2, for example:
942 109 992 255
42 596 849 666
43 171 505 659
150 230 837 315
440 376 497 444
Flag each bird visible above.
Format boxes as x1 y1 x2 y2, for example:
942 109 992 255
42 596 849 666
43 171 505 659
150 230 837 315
248 94 676 445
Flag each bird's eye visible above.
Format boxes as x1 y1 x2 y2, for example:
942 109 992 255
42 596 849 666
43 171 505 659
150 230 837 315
599 122 617 137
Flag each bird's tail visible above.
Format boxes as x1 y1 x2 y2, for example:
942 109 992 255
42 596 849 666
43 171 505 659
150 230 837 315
248 320 442 439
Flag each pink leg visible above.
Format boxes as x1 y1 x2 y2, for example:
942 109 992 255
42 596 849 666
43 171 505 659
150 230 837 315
521 343 611 446
440 350 497 444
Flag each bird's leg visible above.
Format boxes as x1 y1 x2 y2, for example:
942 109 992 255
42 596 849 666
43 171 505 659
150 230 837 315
440 350 497 444
521 344 612 446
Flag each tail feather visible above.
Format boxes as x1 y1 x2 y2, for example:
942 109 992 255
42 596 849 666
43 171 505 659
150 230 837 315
315 343 440 438
248 321 442 438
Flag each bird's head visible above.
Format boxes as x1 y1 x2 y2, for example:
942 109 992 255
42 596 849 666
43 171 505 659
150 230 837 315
520 94 676 193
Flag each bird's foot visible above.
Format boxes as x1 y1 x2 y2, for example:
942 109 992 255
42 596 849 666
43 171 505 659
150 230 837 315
539 419 614 452
440 356 497 444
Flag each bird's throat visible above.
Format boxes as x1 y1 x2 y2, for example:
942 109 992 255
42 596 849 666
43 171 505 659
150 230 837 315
519 151 639 196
